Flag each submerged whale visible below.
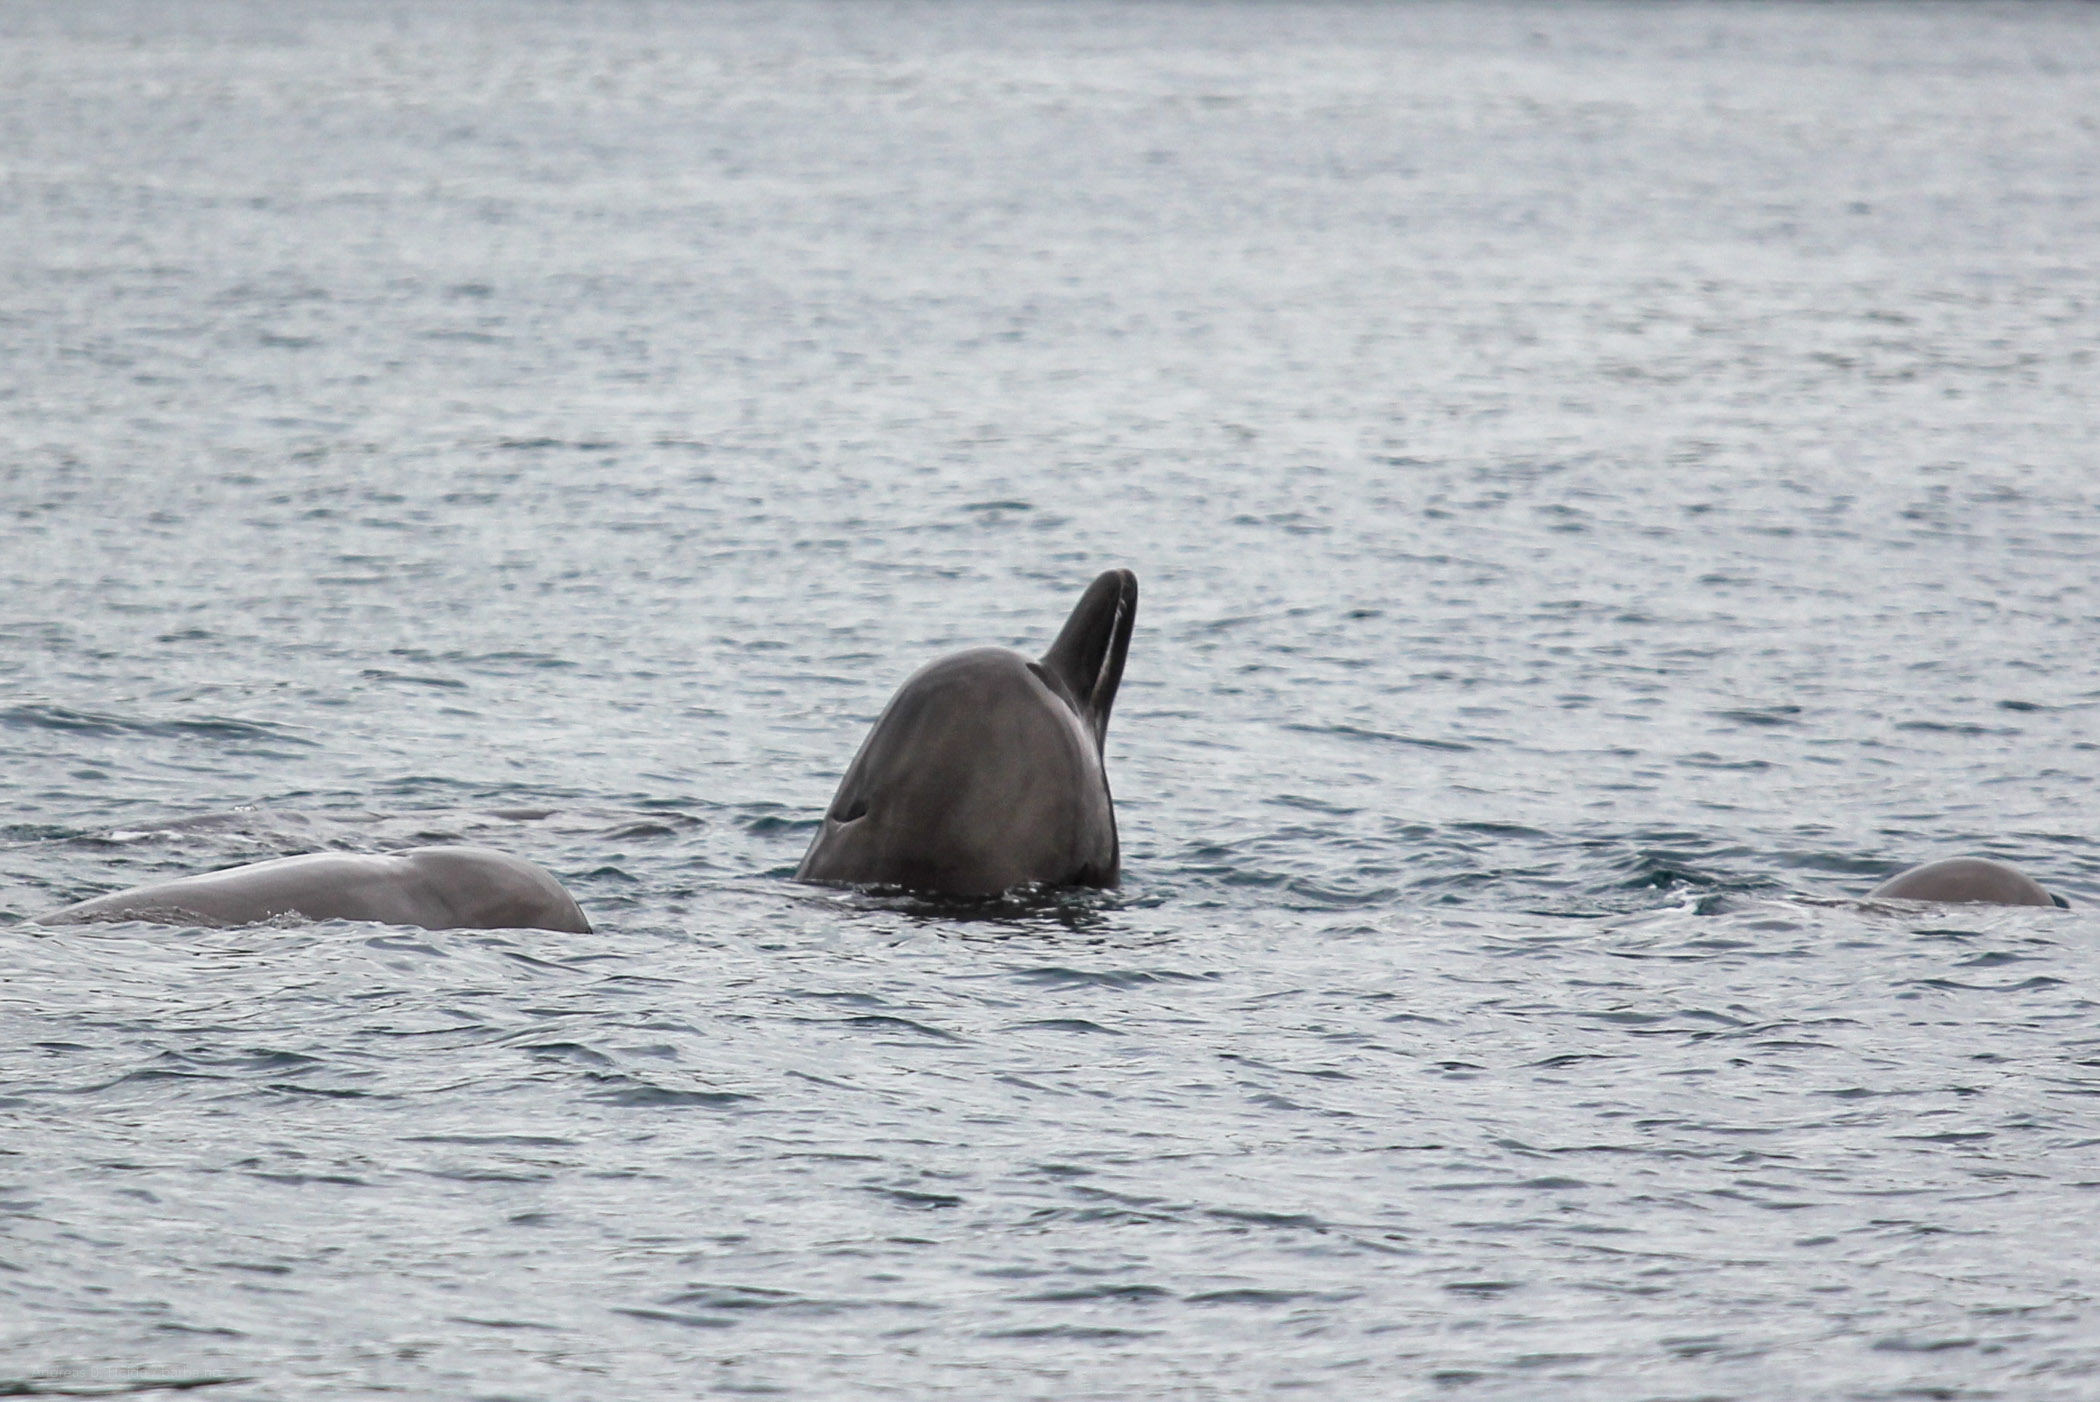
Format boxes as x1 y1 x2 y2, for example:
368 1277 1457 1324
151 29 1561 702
797 568 1137 897
33 845 591 932
1870 856 2067 909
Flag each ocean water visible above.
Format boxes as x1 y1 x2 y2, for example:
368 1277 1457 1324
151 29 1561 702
5 1 2100 1396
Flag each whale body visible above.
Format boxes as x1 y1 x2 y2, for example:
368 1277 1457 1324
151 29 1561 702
1870 856 2066 909
797 569 1136 897
34 845 591 932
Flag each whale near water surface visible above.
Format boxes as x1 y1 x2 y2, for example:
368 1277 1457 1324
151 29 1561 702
33 845 591 933
1870 856 2068 909
17 570 2067 922
797 568 1137 898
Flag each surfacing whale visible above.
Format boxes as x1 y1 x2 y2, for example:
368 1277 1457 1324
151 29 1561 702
797 568 1137 897
1870 856 2067 909
33 845 591 932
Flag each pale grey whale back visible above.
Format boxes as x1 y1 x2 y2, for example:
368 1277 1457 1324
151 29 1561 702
34 845 591 933
1870 856 2065 909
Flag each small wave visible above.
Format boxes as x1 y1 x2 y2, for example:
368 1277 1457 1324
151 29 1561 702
1009 1018 1122 1036
1185 1288 1333 1306
358 669 468 690
1677 752 1773 771
1894 720 2017 736
1909 976 2066 994
1007 966 1218 989
866 1186 963 1209
1713 706 1803 727
839 1014 965 1042
815 882 1124 929
610 1307 738 1331
660 1285 809 1312
603 821 682 840
1205 1207 1327 1231
0 1376 256 1396
1017 1283 1172 1303
982 1324 1158 1341
0 704 313 747
1283 722 1475 751
743 812 818 835
587 1082 753 1109
497 437 622 452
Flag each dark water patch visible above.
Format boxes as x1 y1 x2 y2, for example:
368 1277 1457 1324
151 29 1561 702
1205 1208 1328 1232
1612 853 1726 893
660 1284 806 1312
1010 1018 1122 1036
401 1134 577 1147
1950 950 2036 969
1016 1283 1172 1304
245 1171 368 1188
443 650 579 672
838 1014 965 1043
497 437 624 453
0 824 83 858
0 1379 254 1397
1221 1053 1351 1082
262 1083 374 1100
818 883 1125 930
1450 822 1552 841
67 1068 231 1095
521 1041 615 1067
1714 706 1803 727
584 1074 752 1109
610 1306 738 1330
449 1315 554 1331
1677 752 1773 771
603 821 685 840
867 1187 963 1210
1909 977 2066 994
1279 876 1399 910
423 1167 552 1184
1266 792 1362 817
1284 722 1476 752
743 811 819 836
787 988 888 1007
358 669 468 690
1007 965 1219 990
0 705 312 748
983 1325 1159 1341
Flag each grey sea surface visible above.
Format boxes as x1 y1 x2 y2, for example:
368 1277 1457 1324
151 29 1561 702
5 1 2100 1397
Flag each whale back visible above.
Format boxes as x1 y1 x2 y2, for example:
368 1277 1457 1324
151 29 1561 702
34 845 591 933
797 571 1135 896
1870 856 2061 908
398 847 593 931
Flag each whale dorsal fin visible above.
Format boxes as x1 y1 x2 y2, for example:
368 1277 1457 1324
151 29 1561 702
1037 569 1137 751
